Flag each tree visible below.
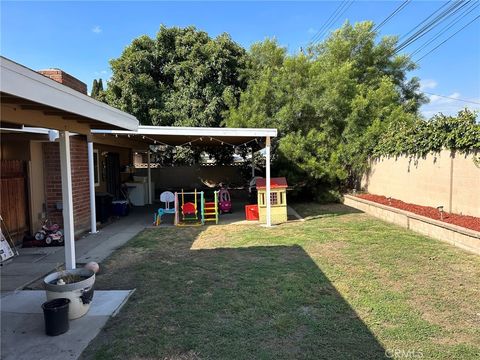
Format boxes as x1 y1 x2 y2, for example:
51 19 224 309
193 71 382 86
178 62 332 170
226 21 428 197
106 25 248 128
91 78 105 100
105 26 248 165
98 78 104 92
91 79 98 98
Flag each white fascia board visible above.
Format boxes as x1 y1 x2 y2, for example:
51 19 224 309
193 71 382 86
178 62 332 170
0 57 139 131
1 126 51 135
93 126 278 138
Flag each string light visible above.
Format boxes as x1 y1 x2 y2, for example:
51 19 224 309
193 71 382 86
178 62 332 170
104 133 264 151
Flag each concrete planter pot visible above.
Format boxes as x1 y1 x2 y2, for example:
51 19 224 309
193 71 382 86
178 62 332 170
43 268 95 320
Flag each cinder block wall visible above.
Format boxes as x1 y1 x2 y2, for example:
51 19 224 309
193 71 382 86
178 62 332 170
362 150 480 217
43 136 91 235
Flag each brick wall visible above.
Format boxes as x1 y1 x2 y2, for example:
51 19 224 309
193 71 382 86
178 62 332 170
43 136 91 236
38 69 88 94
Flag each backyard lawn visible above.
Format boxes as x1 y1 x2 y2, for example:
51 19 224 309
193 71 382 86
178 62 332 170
82 203 480 360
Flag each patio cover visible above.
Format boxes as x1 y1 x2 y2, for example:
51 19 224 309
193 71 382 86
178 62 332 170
93 126 277 148
0 56 139 270
92 126 278 227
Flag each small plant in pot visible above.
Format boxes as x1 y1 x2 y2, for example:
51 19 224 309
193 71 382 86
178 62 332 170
43 267 95 320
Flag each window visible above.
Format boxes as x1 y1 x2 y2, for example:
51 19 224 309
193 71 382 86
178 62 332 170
93 149 100 186
259 193 265 206
270 192 278 205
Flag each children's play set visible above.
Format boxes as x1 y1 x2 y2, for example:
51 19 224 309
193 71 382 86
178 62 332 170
153 177 288 226
154 188 226 226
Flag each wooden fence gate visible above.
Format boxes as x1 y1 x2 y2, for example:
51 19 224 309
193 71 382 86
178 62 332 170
1 160 29 243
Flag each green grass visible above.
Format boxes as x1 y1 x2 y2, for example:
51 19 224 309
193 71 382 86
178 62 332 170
81 203 480 360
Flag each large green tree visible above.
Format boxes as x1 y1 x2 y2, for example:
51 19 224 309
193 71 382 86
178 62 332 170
106 25 248 127
226 21 427 196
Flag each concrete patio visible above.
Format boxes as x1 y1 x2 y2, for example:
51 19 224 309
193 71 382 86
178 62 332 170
1 206 152 293
1 290 134 360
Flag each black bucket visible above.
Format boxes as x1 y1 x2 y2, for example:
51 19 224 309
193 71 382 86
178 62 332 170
42 298 70 336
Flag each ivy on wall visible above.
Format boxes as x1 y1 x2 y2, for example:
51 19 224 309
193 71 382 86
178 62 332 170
373 109 480 159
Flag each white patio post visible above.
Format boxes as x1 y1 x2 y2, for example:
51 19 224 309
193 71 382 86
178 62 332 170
59 131 76 270
147 149 152 204
265 136 271 227
87 139 97 233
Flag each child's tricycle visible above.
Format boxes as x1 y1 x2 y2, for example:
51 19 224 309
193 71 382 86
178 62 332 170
34 219 64 245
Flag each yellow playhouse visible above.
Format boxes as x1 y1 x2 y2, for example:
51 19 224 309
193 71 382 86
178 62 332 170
256 177 288 224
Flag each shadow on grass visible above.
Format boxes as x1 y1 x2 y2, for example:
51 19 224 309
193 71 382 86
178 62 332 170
84 227 386 360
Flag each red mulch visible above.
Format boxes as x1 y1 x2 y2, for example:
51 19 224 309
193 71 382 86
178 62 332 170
357 194 480 232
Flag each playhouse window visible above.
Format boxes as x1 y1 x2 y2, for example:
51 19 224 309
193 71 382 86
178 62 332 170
270 192 278 205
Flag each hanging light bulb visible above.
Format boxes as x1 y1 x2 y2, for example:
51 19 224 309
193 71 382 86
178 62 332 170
115 134 118 138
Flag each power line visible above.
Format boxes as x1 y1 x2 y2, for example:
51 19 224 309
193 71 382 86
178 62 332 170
423 91 480 105
410 1 479 57
310 0 354 45
396 0 468 53
416 14 480 61
310 1 349 44
374 0 411 31
399 0 452 41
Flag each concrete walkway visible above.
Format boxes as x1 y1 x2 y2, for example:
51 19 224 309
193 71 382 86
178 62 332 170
1 206 152 293
1 290 134 360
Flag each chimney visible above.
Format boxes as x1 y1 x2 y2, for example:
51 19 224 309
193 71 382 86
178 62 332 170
38 68 88 95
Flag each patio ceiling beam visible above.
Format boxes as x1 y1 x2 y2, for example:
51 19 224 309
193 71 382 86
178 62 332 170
1 105 92 134
95 126 277 139
90 134 150 150
43 110 71 116
20 104 51 111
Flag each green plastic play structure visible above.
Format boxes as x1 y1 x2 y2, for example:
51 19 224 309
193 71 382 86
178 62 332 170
154 189 219 226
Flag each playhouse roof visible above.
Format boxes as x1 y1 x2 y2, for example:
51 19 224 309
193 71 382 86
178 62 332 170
256 177 288 190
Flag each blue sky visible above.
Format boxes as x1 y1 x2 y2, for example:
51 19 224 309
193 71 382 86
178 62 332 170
1 1 479 117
